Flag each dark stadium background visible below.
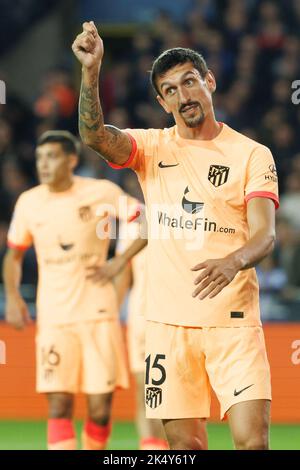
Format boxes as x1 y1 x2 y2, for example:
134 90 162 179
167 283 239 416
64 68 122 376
0 0 299 449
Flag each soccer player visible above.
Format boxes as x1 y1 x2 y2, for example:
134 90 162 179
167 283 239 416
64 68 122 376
72 23 279 450
3 130 145 450
116 225 169 450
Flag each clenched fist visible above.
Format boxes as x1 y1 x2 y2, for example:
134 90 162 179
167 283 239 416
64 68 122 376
72 21 104 69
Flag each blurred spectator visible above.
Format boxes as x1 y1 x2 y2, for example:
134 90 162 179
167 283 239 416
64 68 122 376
269 123 297 188
187 0 217 26
256 1 286 51
279 172 300 231
276 217 300 299
0 117 13 160
1 160 30 214
34 68 77 118
101 62 132 114
256 254 287 321
34 68 78 134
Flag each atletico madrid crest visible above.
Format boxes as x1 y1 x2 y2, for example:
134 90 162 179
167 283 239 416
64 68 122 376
78 205 92 222
146 387 162 408
208 165 230 187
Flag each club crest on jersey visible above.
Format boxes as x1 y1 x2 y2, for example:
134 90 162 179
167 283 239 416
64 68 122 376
78 205 92 222
208 165 230 187
145 387 162 409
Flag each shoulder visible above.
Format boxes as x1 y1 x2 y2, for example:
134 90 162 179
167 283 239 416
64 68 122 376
126 127 175 147
76 176 123 197
16 185 46 206
100 179 125 198
224 124 272 156
75 175 105 192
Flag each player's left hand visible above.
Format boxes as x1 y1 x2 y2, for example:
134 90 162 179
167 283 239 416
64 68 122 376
191 256 240 300
86 256 127 285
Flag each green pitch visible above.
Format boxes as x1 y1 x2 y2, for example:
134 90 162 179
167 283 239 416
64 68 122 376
0 421 299 450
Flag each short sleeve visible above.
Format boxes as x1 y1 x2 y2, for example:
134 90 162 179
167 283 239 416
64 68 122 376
244 145 279 209
7 194 33 250
107 128 157 174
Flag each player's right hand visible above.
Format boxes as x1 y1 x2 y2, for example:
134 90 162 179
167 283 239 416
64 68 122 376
5 295 32 330
85 256 127 286
72 21 104 69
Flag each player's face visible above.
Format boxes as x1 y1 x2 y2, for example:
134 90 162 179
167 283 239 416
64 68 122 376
156 62 216 128
36 143 76 186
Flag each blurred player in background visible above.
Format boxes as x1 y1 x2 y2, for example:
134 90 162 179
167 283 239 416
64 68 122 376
72 23 278 450
115 223 168 450
3 130 145 450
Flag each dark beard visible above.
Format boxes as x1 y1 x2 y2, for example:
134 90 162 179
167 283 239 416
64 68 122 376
184 111 205 128
181 103 205 128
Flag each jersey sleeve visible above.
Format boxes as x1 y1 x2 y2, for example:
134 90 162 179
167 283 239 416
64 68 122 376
107 128 158 174
7 194 33 250
244 145 279 209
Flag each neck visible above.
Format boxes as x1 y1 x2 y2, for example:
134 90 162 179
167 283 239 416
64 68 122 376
48 176 74 193
177 113 221 140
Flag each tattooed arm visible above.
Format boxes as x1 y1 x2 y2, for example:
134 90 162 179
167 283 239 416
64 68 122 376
72 21 133 166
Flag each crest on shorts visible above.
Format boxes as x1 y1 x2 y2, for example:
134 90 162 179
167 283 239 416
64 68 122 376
44 368 54 382
145 387 162 409
208 165 230 187
78 206 92 222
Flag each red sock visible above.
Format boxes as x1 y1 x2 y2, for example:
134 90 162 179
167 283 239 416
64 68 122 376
47 418 76 450
82 420 112 450
140 437 169 450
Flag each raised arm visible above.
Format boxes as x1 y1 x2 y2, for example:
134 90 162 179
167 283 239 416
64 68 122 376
72 21 133 166
3 248 32 329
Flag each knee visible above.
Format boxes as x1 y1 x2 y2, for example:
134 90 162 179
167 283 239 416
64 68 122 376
48 395 73 419
235 436 269 450
168 435 206 451
88 394 113 426
88 411 110 427
88 404 111 427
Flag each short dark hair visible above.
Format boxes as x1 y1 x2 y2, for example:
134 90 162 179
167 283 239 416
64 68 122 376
150 48 209 97
37 130 80 155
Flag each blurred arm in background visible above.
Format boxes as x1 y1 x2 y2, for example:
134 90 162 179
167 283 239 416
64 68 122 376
113 262 133 308
86 236 147 286
3 247 32 329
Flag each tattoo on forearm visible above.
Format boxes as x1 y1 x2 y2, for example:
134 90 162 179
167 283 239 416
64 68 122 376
79 74 131 162
79 73 103 136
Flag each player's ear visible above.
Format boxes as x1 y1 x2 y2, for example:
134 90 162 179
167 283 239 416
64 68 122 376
205 70 216 94
69 154 78 170
156 94 171 114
